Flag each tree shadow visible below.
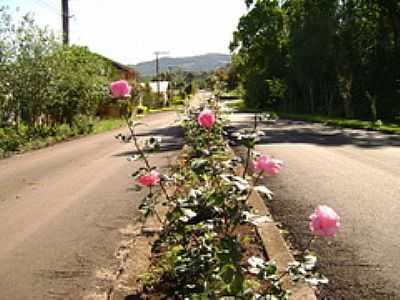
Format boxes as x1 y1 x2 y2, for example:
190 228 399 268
113 125 185 157
227 116 400 148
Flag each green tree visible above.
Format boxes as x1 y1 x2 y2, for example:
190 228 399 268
231 0 400 121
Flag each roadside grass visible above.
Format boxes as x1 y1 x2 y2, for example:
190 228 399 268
0 105 187 160
148 104 183 113
220 90 242 100
224 98 400 135
135 104 183 117
278 113 400 135
0 118 127 159
92 118 126 134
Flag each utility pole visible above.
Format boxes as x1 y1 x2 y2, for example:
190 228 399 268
155 53 160 99
153 51 169 104
61 0 69 45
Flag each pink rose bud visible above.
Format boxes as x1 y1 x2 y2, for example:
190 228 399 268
137 170 160 187
252 154 282 176
197 109 216 128
110 80 132 98
309 205 341 237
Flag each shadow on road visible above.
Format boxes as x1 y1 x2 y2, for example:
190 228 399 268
112 125 185 158
228 118 400 148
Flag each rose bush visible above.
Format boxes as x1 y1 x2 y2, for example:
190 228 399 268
119 96 341 298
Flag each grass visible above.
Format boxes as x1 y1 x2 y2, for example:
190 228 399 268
148 104 183 113
220 90 243 100
278 113 400 135
92 118 127 134
16 118 127 154
0 104 188 160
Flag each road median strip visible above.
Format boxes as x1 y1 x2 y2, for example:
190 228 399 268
105 101 319 299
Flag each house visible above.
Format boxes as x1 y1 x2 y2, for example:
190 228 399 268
96 54 138 118
93 52 138 81
149 81 170 106
110 60 138 81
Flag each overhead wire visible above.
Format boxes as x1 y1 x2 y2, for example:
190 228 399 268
32 0 61 16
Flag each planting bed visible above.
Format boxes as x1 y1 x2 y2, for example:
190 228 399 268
109 102 324 299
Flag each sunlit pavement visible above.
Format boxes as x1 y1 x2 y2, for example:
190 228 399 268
229 113 400 299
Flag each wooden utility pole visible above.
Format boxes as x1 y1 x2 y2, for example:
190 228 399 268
155 53 160 98
61 0 69 45
153 51 169 103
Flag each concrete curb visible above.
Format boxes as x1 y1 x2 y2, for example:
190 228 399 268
230 146 317 300
247 189 317 299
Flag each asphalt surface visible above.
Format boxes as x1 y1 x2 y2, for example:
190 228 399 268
230 114 400 299
0 110 184 299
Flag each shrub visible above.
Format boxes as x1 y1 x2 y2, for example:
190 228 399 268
0 7 114 137
55 124 74 138
72 115 95 135
0 128 23 152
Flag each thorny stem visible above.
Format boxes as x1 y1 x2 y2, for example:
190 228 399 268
242 146 252 178
159 181 172 205
243 113 260 178
127 121 172 208
254 113 258 131
303 235 316 253
127 123 151 169
253 171 264 186
276 270 290 282
153 206 163 225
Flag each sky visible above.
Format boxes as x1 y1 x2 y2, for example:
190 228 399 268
2 0 247 64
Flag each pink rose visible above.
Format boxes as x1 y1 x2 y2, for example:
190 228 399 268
110 80 132 98
197 109 216 128
309 205 341 237
253 154 282 176
137 170 160 187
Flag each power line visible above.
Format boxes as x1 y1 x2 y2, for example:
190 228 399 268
33 0 61 16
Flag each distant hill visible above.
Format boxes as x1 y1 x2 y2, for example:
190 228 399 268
132 53 230 77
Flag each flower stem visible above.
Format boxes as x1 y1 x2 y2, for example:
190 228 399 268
253 171 264 185
242 146 252 178
127 122 151 170
128 121 172 225
159 181 172 203
303 236 316 253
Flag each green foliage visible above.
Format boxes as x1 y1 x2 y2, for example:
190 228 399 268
46 46 111 125
72 115 95 135
0 7 115 150
0 118 125 157
0 127 24 152
131 100 294 298
231 0 400 121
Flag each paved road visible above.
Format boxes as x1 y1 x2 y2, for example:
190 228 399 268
230 114 400 299
0 110 183 299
